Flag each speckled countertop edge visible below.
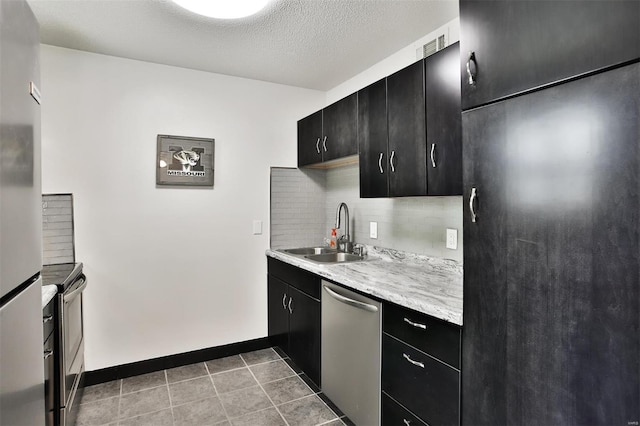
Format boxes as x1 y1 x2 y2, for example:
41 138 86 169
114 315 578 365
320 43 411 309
266 246 463 326
42 285 58 308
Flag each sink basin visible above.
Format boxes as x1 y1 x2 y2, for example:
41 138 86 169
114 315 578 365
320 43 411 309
284 247 337 255
305 252 366 263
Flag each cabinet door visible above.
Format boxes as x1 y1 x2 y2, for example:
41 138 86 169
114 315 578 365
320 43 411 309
267 276 289 354
297 110 323 167
288 286 321 386
460 0 640 110
462 64 640 425
322 93 357 162
358 79 389 198
387 60 427 196
426 43 462 196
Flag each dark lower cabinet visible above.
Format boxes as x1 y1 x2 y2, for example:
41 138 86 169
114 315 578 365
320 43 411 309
267 258 321 386
460 0 640 109
382 302 461 426
382 393 428 426
462 63 640 425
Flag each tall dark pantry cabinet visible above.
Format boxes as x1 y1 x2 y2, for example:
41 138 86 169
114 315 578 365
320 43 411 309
460 1 640 425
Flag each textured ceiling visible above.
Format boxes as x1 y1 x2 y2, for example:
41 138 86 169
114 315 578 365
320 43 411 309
27 0 459 91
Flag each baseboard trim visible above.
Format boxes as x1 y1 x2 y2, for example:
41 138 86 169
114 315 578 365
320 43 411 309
83 336 272 387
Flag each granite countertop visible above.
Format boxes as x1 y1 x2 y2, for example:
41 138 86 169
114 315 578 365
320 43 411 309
42 284 58 308
266 246 463 326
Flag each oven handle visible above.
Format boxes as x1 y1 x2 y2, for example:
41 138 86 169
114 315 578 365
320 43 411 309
63 276 87 302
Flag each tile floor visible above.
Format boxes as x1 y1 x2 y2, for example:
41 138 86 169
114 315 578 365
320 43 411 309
76 347 351 426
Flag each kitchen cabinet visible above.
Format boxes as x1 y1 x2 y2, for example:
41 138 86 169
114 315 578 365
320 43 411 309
382 302 461 426
359 43 462 198
267 258 321 386
425 42 462 196
297 94 357 167
387 59 427 196
462 62 640 425
43 298 56 426
459 0 640 110
357 78 388 198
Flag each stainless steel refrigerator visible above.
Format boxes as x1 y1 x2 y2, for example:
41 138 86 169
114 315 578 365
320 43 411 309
0 0 45 425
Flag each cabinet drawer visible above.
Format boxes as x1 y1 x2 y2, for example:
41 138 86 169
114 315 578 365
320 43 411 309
383 302 460 368
382 334 459 426
268 258 320 299
382 392 428 426
43 297 56 342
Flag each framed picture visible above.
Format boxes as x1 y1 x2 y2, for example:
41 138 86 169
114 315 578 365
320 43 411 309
156 134 215 187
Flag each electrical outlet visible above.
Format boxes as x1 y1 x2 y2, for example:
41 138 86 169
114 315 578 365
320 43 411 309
446 228 457 250
252 220 262 235
370 222 378 239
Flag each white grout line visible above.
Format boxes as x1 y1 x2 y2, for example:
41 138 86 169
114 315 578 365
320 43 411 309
242 354 291 426
205 361 233 424
116 379 123 424
164 370 176 426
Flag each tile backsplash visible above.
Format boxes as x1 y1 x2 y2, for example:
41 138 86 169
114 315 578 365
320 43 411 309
270 165 463 262
42 193 75 265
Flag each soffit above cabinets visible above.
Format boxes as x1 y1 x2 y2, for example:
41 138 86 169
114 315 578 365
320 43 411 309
27 0 459 91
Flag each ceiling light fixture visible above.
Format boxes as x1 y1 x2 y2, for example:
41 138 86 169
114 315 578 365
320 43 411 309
172 0 270 19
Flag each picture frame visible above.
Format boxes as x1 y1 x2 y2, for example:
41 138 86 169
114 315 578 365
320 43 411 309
156 134 215 187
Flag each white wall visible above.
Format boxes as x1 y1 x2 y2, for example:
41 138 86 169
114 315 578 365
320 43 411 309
326 17 460 104
40 45 325 370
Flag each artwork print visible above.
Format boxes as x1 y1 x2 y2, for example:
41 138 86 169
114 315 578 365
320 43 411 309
156 134 215 186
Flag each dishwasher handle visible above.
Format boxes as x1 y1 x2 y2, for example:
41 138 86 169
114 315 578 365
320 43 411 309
323 286 379 313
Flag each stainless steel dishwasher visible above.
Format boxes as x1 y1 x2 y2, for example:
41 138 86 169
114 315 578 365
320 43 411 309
321 280 381 426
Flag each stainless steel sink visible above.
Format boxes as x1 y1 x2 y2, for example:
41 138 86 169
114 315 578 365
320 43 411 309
284 247 337 255
305 252 367 263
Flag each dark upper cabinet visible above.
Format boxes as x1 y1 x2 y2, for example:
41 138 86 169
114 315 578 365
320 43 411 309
297 94 357 167
426 42 462 196
462 63 640 425
387 60 427 197
322 93 358 162
460 0 640 110
297 110 323 166
358 78 389 198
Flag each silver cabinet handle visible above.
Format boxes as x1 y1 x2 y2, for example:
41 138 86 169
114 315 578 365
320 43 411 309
44 349 53 360
430 143 436 168
43 315 54 323
403 419 411 426
403 317 427 330
390 150 396 172
323 286 379 313
466 51 477 86
378 152 384 174
403 353 425 368
282 294 287 310
470 187 478 223
316 138 320 154
288 297 293 314
322 136 327 152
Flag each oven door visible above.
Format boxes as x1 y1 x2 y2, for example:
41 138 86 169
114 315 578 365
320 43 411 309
60 275 86 416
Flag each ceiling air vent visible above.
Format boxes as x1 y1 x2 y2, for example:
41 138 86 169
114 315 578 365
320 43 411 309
416 33 447 60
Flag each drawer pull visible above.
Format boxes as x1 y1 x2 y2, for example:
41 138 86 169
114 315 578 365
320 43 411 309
403 353 425 368
43 315 54 323
403 317 427 330
44 349 53 360
403 419 411 426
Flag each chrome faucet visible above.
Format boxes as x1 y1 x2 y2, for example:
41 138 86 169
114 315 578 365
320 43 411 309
335 202 352 253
